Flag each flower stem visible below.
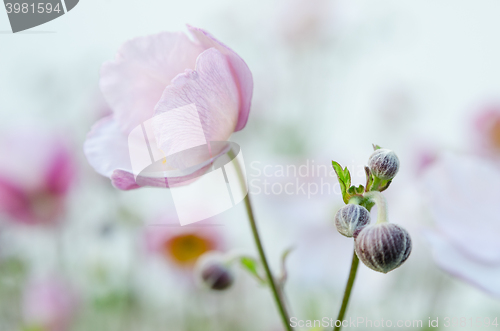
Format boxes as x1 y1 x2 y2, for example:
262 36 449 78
333 198 377 331
334 250 359 331
363 191 388 224
230 149 293 331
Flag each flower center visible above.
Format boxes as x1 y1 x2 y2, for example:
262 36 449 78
163 234 214 266
489 118 500 150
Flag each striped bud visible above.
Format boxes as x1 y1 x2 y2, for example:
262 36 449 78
335 204 371 237
368 149 400 180
354 223 412 273
195 252 234 291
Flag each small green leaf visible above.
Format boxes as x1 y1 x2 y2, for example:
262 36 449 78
372 144 382 150
355 185 365 194
240 257 266 284
332 161 352 204
279 247 295 286
347 186 356 195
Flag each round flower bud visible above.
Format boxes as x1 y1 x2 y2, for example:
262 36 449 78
368 149 400 180
195 252 234 291
354 223 412 273
335 204 371 237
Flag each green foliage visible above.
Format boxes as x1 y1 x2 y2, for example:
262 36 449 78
21 325 45 331
240 257 266 285
332 161 353 204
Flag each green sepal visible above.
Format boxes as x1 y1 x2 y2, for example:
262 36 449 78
332 161 352 204
378 180 392 192
364 166 374 191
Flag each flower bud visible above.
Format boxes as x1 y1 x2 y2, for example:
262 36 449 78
354 223 412 273
335 204 371 237
195 252 234 291
368 148 400 180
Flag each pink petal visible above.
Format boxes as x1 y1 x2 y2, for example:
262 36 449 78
110 165 211 191
84 116 133 177
100 32 204 134
423 153 500 263
188 25 253 132
426 230 500 297
154 48 239 160
0 177 32 223
45 143 75 195
0 128 75 225
84 116 226 190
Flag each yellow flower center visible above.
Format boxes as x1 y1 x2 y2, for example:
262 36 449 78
490 118 500 150
163 233 214 266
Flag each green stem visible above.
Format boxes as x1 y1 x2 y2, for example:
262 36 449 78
363 191 388 224
334 250 359 331
230 149 293 331
334 198 377 331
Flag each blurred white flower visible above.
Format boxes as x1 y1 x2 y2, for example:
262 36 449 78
423 153 500 297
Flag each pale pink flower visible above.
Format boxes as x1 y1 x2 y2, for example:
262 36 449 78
22 277 78 331
144 222 224 270
472 105 500 159
275 0 358 47
0 129 75 226
84 26 253 190
423 153 500 297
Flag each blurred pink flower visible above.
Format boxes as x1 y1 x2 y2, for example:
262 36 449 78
423 153 500 297
0 129 75 226
84 25 253 190
144 223 223 269
473 105 500 159
275 0 357 47
23 277 78 331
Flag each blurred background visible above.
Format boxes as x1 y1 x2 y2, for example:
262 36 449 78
1 0 500 330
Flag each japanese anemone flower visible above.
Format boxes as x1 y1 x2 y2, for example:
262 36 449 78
144 223 223 270
0 128 74 226
423 153 500 297
84 25 253 190
473 105 500 159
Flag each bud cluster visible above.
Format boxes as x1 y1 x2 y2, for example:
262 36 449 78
333 147 412 273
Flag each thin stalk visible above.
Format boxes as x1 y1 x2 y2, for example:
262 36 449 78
333 250 359 331
230 149 293 331
333 197 378 331
363 191 388 224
